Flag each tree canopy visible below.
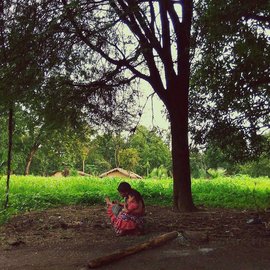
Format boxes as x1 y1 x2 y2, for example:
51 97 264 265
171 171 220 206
190 0 269 161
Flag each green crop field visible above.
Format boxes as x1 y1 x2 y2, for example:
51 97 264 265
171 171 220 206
0 175 269 224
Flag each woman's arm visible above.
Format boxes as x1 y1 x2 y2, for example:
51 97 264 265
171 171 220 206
122 196 139 213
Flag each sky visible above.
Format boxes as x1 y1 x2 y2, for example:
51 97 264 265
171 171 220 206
138 85 170 131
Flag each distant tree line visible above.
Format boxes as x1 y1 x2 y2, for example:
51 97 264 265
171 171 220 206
0 109 269 178
0 108 173 177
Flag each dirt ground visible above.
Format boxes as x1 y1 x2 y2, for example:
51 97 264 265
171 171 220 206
0 205 270 270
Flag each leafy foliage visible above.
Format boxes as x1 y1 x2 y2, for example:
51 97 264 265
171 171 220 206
190 0 270 160
149 165 169 179
238 156 270 177
118 148 140 172
127 126 172 176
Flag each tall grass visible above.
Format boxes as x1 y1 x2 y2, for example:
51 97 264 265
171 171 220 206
192 175 270 209
0 175 269 224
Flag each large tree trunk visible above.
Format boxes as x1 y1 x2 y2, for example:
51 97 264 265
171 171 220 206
165 0 195 211
170 0 195 211
169 102 195 211
166 75 195 211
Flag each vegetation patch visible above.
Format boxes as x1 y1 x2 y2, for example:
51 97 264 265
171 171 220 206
0 175 269 224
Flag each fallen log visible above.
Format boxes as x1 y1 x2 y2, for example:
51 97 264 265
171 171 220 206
182 231 209 243
88 231 179 268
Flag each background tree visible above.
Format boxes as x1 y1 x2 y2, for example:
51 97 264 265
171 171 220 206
237 132 270 177
0 110 8 175
189 149 206 179
74 125 94 173
189 132 270 179
190 0 269 163
91 133 126 170
80 146 90 173
127 126 172 176
118 148 140 173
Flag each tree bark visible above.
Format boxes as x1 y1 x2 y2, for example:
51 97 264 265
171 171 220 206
82 159 85 173
167 86 195 211
24 142 40 175
4 107 13 209
169 0 195 211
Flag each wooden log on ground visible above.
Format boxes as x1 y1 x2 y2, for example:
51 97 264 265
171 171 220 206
88 231 179 268
182 231 209 243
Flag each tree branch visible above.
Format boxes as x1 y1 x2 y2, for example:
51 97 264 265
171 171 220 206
62 0 149 81
148 0 155 34
159 1 176 88
111 0 166 99
167 0 183 76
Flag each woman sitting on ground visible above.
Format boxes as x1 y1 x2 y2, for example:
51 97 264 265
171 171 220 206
105 182 145 236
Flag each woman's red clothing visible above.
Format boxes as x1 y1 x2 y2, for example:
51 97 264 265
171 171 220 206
107 195 145 235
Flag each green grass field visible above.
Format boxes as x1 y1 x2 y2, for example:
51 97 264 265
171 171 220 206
0 175 269 224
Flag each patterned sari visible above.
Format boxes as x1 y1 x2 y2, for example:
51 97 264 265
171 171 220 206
107 196 145 235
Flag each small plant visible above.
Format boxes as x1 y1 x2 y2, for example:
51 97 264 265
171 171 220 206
207 168 226 178
69 169 79 176
149 165 168 179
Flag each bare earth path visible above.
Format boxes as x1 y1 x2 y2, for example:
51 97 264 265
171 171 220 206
0 205 269 270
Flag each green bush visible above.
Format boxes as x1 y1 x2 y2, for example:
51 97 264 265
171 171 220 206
207 168 227 178
149 165 168 179
69 169 79 176
238 156 270 177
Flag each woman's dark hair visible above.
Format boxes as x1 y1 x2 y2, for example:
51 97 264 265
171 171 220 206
129 188 144 206
117 182 131 193
117 182 144 207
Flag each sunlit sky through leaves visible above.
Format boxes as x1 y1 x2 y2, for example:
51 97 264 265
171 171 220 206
138 82 169 131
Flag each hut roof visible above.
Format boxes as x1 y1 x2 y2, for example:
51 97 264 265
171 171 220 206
99 167 142 179
51 170 91 177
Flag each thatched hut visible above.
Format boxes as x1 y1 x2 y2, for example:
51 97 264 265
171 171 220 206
51 170 91 177
99 167 142 179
